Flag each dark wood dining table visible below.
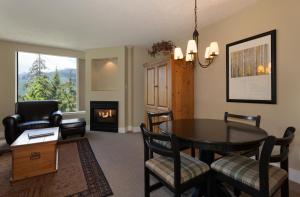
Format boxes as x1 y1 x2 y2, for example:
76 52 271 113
159 119 268 196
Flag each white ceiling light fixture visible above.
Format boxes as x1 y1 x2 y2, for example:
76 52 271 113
174 0 219 68
174 47 184 60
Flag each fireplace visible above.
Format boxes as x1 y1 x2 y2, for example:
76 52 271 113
90 101 118 132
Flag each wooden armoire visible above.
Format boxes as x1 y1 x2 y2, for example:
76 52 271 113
144 56 194 128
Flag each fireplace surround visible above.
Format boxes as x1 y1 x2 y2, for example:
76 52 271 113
90 101 118 132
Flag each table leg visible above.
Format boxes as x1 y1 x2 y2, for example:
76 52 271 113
192 150 233 197
199 150 215 165
192 150 215 197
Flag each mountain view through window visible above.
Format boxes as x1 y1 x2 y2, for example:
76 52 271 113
17 52 77 112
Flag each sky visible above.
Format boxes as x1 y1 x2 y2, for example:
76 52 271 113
18 51 77 74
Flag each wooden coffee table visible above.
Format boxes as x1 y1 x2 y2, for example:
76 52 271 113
10 127 59 181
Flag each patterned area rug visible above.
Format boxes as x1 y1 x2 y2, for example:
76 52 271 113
0 138 113 197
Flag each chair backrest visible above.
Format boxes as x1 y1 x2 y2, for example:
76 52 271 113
147 111 174 132
16 100 59 121
270 127 295 164
224 112 261 127
140 123 177 158
140 123 183 188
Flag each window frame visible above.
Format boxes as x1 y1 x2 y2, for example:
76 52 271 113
16 51 79 112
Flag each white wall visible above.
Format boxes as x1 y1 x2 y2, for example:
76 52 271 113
85 46 150 132
85 47 126 131
132 47 152 130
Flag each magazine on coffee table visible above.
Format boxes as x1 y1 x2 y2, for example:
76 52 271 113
28 130 55 139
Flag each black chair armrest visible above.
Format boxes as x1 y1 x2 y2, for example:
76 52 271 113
2 114 22 145
50 110 62 127
3 114 22 126
259 136 276 195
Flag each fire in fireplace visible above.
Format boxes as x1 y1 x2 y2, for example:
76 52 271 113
90 101 118 132
94 109 116 123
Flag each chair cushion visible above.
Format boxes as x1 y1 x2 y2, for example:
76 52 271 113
145 152 209 187
17 120 50 132
211 155 287 194
153 139 171 149
60 118 86 129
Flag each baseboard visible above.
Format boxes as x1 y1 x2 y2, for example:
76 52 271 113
271 163 300 184
132 127 141 132
126 126 132 132
289 168 300 184
118 127 126 133
124 126 140 133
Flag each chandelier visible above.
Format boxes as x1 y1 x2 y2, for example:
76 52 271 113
174 0 219 68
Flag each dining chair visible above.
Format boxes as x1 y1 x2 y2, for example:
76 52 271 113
148 111 174 133
210 133 293 197
224 112 261 127
140 123 210 197
223 112 261 160
147 111 195 157
270 127 295 197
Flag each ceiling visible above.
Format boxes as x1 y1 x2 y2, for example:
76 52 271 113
0 0 258 50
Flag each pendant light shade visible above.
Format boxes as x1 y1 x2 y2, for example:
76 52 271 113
174 47 184 60
186 40 197 54
185 52 193 62
204 47 211 59
173 0 219 68
209 42 219 55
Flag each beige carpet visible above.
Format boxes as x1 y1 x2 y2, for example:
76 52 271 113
1 132 299 197
0 138 112 197
85 131 300 197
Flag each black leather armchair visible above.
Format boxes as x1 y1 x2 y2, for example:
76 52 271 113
2 100 62 145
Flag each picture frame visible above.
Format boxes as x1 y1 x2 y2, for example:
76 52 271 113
226 30 276 104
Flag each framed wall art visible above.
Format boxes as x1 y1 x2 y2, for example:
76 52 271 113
226 30 276 104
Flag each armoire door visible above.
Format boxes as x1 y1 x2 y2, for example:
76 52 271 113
157 64 168 109
146 67 156 107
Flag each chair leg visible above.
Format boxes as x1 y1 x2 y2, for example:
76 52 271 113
233 188 241 197
191 147 195 157
144 167 150 197
150 151 154 159
255 149 259 160
211 173 217 197
281 179 289 197
174 191 180 197
207 172 212 197
174 184 181 197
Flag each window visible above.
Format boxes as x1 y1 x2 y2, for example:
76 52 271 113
17 51 78 112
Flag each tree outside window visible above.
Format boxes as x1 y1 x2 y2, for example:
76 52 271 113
18 52 77 112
